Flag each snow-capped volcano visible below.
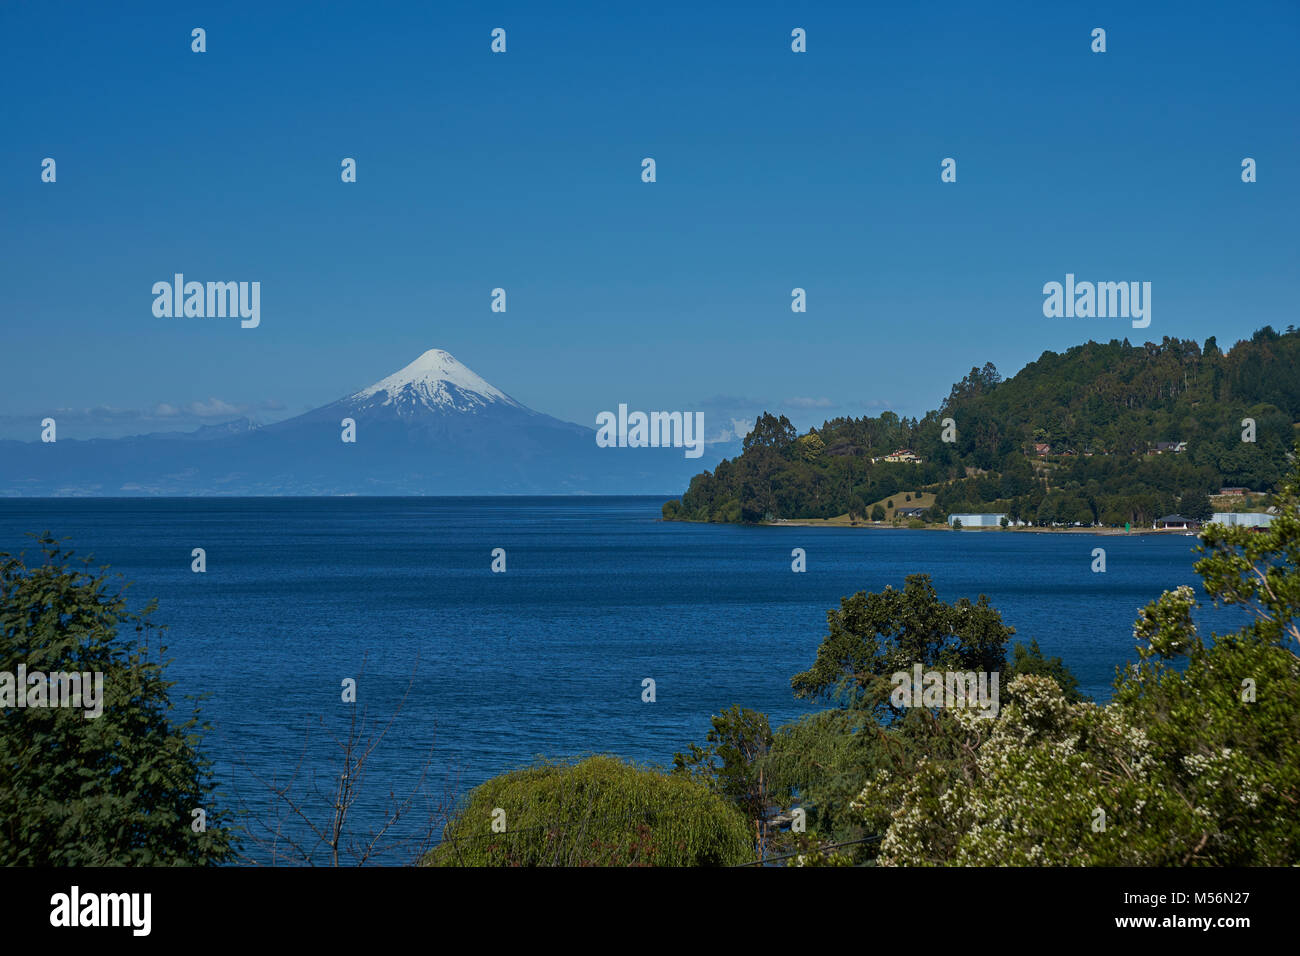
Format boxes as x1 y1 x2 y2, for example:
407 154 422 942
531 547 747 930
348 349 524 416
0 346 728 495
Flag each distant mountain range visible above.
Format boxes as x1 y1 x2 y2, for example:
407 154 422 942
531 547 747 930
0 350 734 496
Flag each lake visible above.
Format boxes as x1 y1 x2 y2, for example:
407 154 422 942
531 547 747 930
0 497 1220 862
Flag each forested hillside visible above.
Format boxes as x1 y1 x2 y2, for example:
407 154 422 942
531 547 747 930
664 327 1300 526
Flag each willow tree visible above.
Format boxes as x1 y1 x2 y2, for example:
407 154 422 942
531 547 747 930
423 755 752 866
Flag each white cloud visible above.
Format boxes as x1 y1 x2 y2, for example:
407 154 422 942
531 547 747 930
706 417 756 444
186 398 245 418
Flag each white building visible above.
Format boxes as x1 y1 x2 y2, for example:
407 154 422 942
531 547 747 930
1210 512 1274 528
948 513 1006 528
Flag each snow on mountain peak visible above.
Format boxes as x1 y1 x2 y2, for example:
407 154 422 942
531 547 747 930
350 349 522 415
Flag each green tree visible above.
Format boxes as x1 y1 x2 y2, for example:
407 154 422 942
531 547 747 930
1197 467 1300 648
1179 489 1213 522
795 431 826 462
423 755 752 866
762 582 1082 863
740 476 776 524
673 706 780 851
743 412 797 453
870 504 886 522
764 709 890 847
1005 638 1085 702
848 440 1300 865
790 573 1014 720
0 534 236 865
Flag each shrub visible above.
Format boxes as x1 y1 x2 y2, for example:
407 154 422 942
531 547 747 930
422 755 753 866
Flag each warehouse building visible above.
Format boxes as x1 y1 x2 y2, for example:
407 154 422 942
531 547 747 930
947 513 1007 528
1210 512 1274 528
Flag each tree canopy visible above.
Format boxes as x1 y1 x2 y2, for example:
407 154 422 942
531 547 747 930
790 573 1013 718
667 328 1300 525
842 441 1300 865
0 534 236 865
422 755 752 866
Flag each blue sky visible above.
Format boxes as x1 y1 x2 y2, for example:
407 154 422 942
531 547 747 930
2 0 1296 441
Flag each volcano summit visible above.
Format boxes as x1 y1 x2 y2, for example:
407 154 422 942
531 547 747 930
0 350 722 496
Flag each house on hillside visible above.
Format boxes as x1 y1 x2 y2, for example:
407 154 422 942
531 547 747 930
1218 487 1249 496
882 449 922 464
1033 443 1051 457
1153 441 1188 454
897 507 926 519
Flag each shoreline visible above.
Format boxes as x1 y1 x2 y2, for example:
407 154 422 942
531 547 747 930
667 517 1196 537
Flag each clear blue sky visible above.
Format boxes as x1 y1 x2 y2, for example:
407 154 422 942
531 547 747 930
2 0 1296 441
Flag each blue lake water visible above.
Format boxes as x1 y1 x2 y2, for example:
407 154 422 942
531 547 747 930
0 497 1225 862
